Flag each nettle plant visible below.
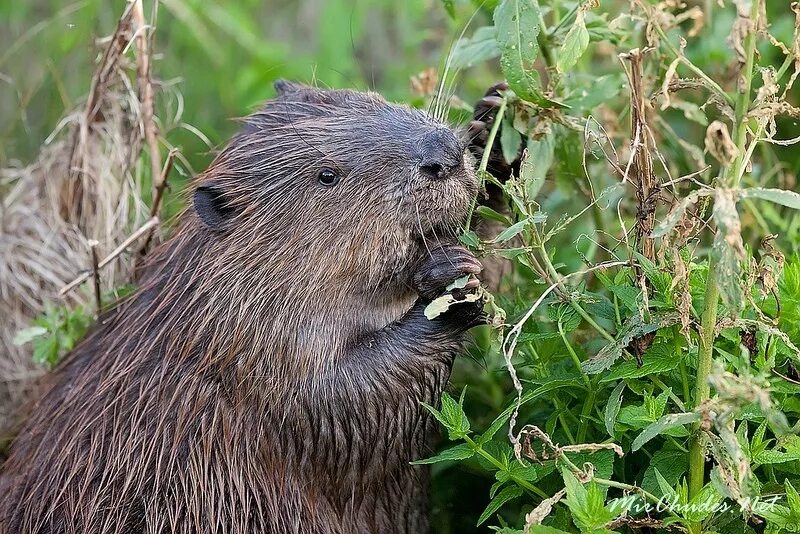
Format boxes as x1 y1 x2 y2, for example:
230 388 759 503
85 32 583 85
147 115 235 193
423 1 800 533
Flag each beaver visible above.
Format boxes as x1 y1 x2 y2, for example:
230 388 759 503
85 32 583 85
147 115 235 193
0 81 514 534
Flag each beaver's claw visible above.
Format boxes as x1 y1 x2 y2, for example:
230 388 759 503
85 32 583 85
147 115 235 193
413 244 482 302
467 82 522 183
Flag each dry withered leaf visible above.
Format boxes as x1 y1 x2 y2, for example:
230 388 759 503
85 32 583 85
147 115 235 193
757 234 785 300
705 120 739 167
523 488 566 532
671 249 692 337
409 67 438 98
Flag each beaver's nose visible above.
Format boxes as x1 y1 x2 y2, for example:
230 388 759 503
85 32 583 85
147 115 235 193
416 128 463 180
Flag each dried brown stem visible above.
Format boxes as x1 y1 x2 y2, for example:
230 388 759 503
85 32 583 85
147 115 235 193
88 240 102 313
620 48 659 265
139 148 176 256
62 4 137 224
59 217 160 297
131 0 161 187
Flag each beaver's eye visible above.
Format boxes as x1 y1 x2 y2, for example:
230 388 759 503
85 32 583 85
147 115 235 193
318 168 340 187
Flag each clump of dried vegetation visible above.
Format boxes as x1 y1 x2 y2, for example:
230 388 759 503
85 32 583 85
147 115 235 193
0 1 169 441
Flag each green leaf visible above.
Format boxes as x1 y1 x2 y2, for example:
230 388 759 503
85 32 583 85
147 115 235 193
604 381 625 437
685 483 723 522
495 460 543 484
495 217 531 242
526 527 573 534
411 443 475 464
562 469 615 532
450 26 501 68
671 100 708 126
475 205 512 225
501 112 522 165
521 129 555 200
641 449 688 497
446 275 471 291
440 0 455 19
740 187 800 210
556 10 589 73
563 73 625 111
632 412 701 451
582 312 681 374
12 326 48 346
479 408 513 445
459 230 481 248
477 485 523 526
32 334 60 366
785 480 800 513
601 343 682 382
493 0 552 106
654 468 681 504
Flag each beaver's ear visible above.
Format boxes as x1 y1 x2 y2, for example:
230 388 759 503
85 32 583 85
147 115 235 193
193 184 237 231
274 79 309 96
272 80 333 105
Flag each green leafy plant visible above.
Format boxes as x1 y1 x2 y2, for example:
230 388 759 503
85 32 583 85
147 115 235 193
424 1 800 532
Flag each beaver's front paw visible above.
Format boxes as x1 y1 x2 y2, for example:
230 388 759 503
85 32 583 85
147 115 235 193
413 245 486 327
467 82 522 183
413 244 481 301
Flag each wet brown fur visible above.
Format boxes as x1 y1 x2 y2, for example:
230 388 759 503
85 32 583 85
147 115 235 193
0 83 483 533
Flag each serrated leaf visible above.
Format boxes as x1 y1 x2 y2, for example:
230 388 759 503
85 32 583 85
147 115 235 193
685 483 723 522
479 409 513 445
785 480 800 512
477 485 523 526
654 468 680 503
526 527 573 534
439 390 471 440
556 10 589 73
632 412 701 451
32 335 60 366
601 343 682 382
411 443 475 464
582 312 680 374
641 449 688 497
562 469 615 531
604 381 625 437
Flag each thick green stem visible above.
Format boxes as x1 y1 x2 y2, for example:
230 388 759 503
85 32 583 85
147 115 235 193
688 267 719 498
688 6 760 528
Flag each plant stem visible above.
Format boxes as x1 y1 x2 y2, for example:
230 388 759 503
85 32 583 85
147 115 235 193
463 435 550 499
576 388 595 443
688 5 760 527
650 19 733 106
464 98 507 232
559 324 590 386
688 269 719 499
537 241 616 343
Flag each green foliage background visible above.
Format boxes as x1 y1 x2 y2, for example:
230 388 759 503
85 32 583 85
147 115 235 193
3 1 800 533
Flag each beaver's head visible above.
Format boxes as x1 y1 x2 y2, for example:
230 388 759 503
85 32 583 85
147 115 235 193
191 81 477 290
